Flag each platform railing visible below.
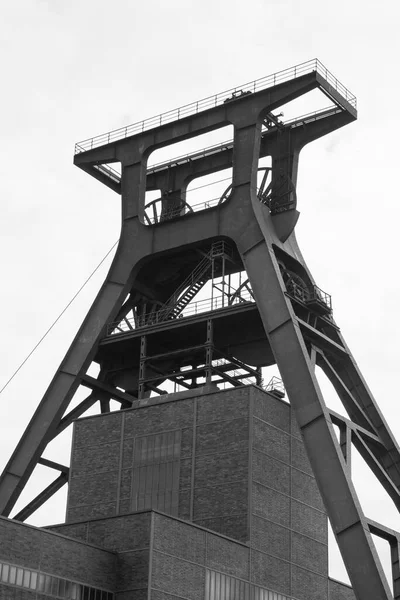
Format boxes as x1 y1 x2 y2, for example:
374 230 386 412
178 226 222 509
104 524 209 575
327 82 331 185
107 288 254 336
310 284 332 309
75 59 356 154
265 376 285 397
93 163 121 182
212 358 256 387
286 279 332 311
88 106 345 188
148 105 341 170
145 196 223 225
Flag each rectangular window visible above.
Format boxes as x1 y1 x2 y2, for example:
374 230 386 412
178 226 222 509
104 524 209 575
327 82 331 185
51 576 59 596
16 568 23 586
23 569 31 588
1 564 9 583
30 571 37 590
65 580 73 598
9 566 16 585
205 570 290 600
0 559 113 600
58 578 66 597
131 430 181 516
44 574 52 593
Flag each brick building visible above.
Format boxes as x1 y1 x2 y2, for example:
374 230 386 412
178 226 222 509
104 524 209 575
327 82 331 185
0 384 354 599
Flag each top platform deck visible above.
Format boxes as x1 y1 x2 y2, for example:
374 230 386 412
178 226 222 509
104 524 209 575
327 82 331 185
74 58 357 154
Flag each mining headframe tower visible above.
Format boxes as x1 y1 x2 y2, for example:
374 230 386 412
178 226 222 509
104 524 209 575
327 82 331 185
0 59 398 600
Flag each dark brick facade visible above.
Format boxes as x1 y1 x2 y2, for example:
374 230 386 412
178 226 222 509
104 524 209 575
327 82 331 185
0 515 116 597
67 387 251 538
0 385 356 600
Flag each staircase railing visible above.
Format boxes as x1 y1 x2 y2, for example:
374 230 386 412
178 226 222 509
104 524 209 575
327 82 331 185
163 253 213 311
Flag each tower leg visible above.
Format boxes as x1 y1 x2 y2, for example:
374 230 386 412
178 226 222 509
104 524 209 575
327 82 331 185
239 235 393 600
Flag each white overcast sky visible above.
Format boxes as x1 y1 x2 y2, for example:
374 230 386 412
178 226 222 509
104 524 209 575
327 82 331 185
1 0 400 586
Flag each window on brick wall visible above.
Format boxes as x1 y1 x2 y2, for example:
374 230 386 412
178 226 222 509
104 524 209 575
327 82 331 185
205 569 291 600
0 560 114 599
131 430 181 516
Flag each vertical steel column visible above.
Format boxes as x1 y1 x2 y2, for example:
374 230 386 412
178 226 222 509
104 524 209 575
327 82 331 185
138 335 147 400
205 319 213 385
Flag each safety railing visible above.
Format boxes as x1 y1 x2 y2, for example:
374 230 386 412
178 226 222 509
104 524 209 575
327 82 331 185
286 279 332 312
107 288 254 336
212 358 256 387
310 284 332 309
147 141 234 174
88 105 346 188
144 196 223 225
265 376 285 398
93 163 121 183
286 105 342 128
75 59 356 154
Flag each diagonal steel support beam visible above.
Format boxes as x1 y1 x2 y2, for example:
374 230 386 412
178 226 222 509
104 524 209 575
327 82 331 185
328 409 383 446
37 458 69 474
298 318 348 356
3 62 398 600
319 352 377 433
80 374 137 405
367 519 400 600
13 472 68 523
353 431 400 511
52 392 98 439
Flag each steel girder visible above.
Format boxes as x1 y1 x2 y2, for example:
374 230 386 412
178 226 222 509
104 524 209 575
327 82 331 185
0 69 395 599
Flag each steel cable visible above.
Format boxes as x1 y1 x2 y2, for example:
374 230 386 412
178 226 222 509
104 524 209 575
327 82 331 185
0 240 118 396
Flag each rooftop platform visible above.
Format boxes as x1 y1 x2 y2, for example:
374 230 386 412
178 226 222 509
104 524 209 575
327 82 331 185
74 58 357 155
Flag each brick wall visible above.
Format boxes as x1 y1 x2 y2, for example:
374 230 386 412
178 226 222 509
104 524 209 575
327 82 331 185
64 385 345 599
0 516 116 592
329 578 356 600
67 388 251 541
68 411 124 521
192 388 250 540
250 387 328 600
52 511 251 600
51 512 151 599
150 512 250 600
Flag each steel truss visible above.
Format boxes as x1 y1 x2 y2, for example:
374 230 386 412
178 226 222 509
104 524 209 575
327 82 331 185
0 63 396 599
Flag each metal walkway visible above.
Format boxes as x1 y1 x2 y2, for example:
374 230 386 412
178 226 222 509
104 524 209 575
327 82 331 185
75 59 356 153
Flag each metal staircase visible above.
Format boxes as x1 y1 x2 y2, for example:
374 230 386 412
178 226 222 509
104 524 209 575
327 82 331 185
162 252 213 320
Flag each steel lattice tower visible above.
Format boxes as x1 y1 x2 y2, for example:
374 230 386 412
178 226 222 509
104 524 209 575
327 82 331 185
1 59 399 600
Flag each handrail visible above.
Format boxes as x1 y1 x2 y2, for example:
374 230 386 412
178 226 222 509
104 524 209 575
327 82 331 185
144 196 223 225
148 105 341 173
212 358 256 386
265 376 285 396
89 105 346 188
286 279 332 311
75 59 356 154
163 251 212 309
107 288 254 335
